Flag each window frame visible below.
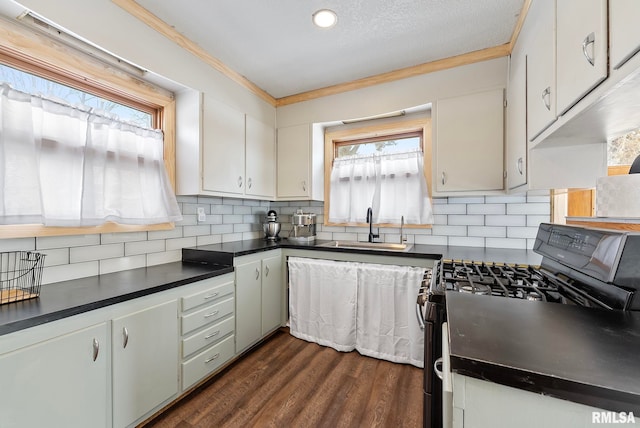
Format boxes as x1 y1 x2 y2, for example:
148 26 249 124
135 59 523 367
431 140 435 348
323 116 433 228
0 16 176 238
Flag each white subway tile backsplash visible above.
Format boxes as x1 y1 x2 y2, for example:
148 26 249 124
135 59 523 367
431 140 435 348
223 214 243 224
449 237 486 247
183 225 212 237
467 204 506 215
448 196 485 204
211 204 234 215
507 226 539 239
198 196 222 204
211 224 234 234
507 203 550 215
196 235 222 246
485 195 527 204
147 250 182 266
432 203 466 215
468 226 506 238
100 255 146 275
415 235 448 245
125 239 165 256
176 214 198 226
333 232 358 241
447 215 484 226
41 248 69 267
234 223 252 233
101 231 147 244
432 225 467 236
148 227 183 240
527 215 551 227
233 205 252 215
222 232 243 243
243 199 261 207
178 195 198 204
485 215 526 227
70 243 124 263
42 261 99 284
166 237 197 251
37 234 100 250
0 238 35 252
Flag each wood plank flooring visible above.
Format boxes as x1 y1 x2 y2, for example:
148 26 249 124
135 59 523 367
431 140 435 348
144 329 423 428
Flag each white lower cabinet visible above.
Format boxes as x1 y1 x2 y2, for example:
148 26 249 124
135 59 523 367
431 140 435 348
179 275 236 391
0 322 109 428
112 300 179 428
234 249 283 353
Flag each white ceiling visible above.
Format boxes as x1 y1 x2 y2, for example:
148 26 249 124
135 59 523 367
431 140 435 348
135 0 526 99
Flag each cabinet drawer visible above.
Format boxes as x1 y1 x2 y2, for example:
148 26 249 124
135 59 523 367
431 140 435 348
181 280 234 312
181 297 234 335
182 316 234 358
182 334 235 391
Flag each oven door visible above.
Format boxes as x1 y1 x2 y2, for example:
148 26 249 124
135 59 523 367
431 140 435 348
418 296 445 428
435 322 453 428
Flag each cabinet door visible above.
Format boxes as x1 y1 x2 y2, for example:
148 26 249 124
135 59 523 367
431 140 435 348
112 300 179 428
261 254 283 335
0 323 108 428
506 41 528 190
246 115 276 198
610 0 640 70
202 95 245 195
526 0 556 141
435 89 504 192
277 124 311 198
235 259 263 352
556 0 607 115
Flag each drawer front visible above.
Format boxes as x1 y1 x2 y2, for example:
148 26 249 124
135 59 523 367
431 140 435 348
182 316 235 358
182 334 235 391
181 297 234 335
182 280 234 312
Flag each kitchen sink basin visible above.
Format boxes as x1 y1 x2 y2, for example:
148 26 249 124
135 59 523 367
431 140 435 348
318 241 413 252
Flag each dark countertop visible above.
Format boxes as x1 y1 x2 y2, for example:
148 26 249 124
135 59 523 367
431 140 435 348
182 238 543 266
446 291 640 413
0 262 233 336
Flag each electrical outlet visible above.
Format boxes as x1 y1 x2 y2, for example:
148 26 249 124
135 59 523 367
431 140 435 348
196 207 206 222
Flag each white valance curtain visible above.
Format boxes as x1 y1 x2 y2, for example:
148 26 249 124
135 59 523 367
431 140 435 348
0 83 182 226
328 149 434 224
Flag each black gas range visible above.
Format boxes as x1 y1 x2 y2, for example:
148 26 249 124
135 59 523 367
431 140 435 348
419 222 640 428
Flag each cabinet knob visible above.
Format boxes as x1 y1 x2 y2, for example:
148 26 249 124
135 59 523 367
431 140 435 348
205 353 220 364
204 330 220 340
581 32 595 67
517 157 524 175
204 310 220 319
204 292 219 300
238 176 243 188
265 265 270 277
122 327 129 349
541 87 551 111
92 338 100 362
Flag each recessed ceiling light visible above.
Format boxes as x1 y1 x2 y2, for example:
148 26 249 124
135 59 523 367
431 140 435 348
312 9 337 28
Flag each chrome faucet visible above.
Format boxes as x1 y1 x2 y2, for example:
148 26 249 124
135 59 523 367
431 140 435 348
366 207 379 243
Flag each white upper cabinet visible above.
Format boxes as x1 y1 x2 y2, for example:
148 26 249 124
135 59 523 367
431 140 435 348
506 40 528 190
245 115 276 199
202 95 246 195
610 0 640 70
176 90 276 199
435 88 505 193
276 123 324 201
526 0 556 142
556 0 607 116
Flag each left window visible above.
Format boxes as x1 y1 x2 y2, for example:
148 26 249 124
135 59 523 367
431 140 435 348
0 15 178 238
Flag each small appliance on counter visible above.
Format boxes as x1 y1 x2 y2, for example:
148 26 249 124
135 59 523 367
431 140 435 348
288 209 316 243
263 210 281 241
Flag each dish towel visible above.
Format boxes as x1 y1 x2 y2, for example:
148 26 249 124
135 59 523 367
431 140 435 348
288 257 358 352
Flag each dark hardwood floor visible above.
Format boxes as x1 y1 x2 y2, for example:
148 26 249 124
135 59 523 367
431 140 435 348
144 329 423 428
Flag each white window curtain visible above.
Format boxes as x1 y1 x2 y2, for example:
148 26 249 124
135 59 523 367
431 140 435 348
329 149 433 224
0 83 182 226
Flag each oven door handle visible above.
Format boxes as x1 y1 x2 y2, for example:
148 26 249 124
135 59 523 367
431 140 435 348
434 357 444 380
415 300 426 331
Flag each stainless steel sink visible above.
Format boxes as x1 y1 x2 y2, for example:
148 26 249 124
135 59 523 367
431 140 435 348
318 240 413 252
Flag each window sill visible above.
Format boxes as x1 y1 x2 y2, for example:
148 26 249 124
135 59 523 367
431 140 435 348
0 222 174 239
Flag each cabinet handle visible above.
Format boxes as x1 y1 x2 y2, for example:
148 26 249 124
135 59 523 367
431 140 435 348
122 327 129 349
581 32 595 67
204 292 219 300
441 172 446 186
541 87 551 111
302 181 307 192
248 177 252 189
255 267 260 280
92 338 100 362
204 330 220 340
205 353 220 364
517 157 524 175
204 310 219 318
238 176 243 188
434 357 444 380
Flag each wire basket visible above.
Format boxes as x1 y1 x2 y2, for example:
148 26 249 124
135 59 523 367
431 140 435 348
0 251 46 305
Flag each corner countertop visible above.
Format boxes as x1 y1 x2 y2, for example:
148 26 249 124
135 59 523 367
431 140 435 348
182 238 543 266
446 291 640 413
0 262 233 336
